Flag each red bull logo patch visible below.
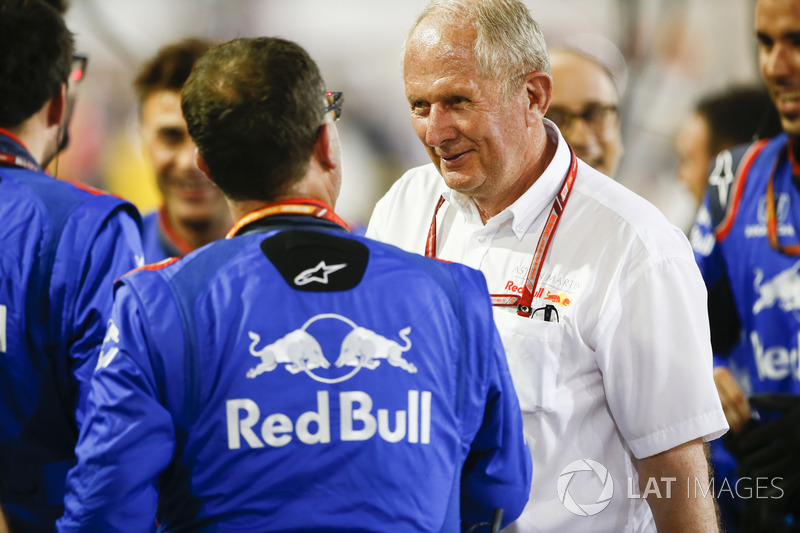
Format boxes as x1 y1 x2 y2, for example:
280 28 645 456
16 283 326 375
247 313 416 384
544 291 571 307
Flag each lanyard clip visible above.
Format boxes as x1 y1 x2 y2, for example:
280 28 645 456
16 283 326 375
517 304 533 318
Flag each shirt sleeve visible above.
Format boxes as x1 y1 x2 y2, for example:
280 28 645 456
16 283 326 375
595 253 729 459
456 268 532 529
68 208 143 427
58 282 174 533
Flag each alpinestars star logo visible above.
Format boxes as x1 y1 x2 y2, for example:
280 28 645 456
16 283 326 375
293 261 347 286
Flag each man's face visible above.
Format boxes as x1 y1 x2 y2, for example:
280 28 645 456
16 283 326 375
139 89 227 225
547 52 622 177
403 18 534 204
757 0 800 136
676 112 711 204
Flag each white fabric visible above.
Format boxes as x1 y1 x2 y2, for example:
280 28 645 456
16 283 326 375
367 121 728 532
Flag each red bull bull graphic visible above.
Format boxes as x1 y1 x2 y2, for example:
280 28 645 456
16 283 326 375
544 291 571 307
752 260 800 316
247 314 415 384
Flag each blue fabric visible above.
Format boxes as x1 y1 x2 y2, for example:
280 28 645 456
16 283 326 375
693 134 800 395
58 224 531 532
0 133 144 532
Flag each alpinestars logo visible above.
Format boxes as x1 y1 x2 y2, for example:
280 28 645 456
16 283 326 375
293 261 347 286
246 313 415 383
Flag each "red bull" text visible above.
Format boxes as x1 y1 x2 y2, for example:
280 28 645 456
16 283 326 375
226 390 432 449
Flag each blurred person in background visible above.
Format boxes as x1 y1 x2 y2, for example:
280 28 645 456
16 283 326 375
368 0 728 530
58 36 531 532
546 48 623 178
0 0 143 531
678 85 780 533
690 0 800 531
677 85 780 207
134 38 232 262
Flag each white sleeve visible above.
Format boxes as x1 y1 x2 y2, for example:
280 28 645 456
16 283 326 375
594 254 729 459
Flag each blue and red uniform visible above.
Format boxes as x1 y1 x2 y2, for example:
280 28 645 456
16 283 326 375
58 201 531 532
0 129 143 532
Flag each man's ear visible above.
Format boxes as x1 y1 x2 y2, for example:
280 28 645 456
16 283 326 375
314 123 338 170
196 149 212 179
46 83 67 127
523 70 552 125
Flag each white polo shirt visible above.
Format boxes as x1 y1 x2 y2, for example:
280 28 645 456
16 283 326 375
367 122 728 532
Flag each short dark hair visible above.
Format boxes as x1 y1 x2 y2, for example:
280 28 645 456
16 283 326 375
134 38 214 105
181 37 326 202
39 0 68 14
696 86 783 156
0 0 74 129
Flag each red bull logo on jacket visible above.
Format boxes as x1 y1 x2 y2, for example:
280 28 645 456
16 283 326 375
226 390 432 449
246 313 416 383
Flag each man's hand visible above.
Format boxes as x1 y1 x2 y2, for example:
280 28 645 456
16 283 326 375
636 438 719 532
713 367 751 433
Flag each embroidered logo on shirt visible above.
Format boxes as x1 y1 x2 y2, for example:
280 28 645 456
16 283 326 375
293 261 347 286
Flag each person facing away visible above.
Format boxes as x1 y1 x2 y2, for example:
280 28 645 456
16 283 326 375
0 0 144 531
366 0 729 531
57 36 532 532
690 0 800 530
133 38 233 262
546 47 623 178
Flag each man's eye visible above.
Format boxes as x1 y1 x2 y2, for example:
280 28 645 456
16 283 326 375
159 129 184 145
452 97 468 105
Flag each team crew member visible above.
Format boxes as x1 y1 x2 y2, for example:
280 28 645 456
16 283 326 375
367 0 728 531
134 38 233 262
58 37 531 532
691 0 800 529
0 2 143 531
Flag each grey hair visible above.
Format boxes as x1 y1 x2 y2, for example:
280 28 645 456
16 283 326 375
402 0 550 97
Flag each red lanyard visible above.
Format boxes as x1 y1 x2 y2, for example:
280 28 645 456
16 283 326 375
0 152 39 171
425 148 578 318
0 128 40 171
226 198 350 239
766 142 800 255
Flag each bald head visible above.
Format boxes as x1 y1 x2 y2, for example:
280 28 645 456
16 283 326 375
547 49 622 177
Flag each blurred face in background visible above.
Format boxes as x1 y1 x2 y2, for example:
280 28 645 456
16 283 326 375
676 112 712 204
547 51 623 177
139 89 229 228
757 0 800 136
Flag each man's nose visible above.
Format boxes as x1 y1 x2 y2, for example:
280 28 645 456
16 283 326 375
425 104 457 147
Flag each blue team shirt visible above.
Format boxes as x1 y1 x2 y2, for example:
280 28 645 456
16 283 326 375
0 132 144 532
58 215 531 532
691 133 800 396
141 208 183 263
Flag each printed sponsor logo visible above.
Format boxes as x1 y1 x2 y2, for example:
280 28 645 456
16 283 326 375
96 319 120 369
246 314 415 383
226 389 431 449
544 291 571 307
745 194 794 238
751 331 800 381
752 260 800 316
293 261 347 286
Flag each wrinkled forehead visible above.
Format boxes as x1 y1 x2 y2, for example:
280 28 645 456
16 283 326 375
756 0 800 37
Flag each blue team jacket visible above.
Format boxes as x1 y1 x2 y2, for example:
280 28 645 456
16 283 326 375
0 132 143 532
58 212 531 532
692 133 800 395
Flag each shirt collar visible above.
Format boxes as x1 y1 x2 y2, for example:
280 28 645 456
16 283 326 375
439 119 572 238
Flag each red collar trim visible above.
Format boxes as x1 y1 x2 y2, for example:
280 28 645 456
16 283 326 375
0 127 30 152
158 206 195 256
226 198 349 239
